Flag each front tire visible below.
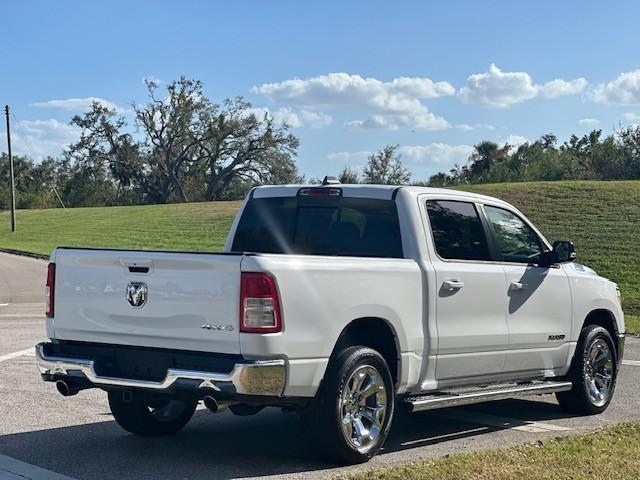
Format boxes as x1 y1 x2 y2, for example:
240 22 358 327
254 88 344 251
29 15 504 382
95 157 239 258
108 391 197 436
300 346 395 464
556 325 617 415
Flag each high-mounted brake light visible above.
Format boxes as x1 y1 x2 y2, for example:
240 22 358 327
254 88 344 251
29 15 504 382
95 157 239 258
240 272 282 333
45 263 55 318
297 188 342 197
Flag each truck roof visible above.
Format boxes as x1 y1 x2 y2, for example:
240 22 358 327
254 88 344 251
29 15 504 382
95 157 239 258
252 184 507 205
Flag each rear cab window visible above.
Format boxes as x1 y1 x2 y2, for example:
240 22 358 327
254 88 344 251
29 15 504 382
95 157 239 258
231 193 403 258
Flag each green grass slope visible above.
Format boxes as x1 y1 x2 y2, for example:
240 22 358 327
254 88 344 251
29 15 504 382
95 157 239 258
461 181 639 320
0 180 638 322
0 201 241 256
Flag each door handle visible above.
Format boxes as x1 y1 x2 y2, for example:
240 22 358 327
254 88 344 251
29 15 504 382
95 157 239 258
443 280 465 291
510 281 527 291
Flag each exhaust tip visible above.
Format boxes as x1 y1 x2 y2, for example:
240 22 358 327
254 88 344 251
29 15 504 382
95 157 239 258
56 380 78 397
203 396 219 413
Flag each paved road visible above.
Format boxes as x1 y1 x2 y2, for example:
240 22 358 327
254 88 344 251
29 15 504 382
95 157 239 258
0 251 639 480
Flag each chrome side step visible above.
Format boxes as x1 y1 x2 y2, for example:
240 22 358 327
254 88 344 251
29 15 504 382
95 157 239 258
404 381 573 413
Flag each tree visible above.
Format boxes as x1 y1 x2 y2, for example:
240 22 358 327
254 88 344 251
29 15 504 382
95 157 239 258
338 166 359 184
66 77 300 204
362 145 411 185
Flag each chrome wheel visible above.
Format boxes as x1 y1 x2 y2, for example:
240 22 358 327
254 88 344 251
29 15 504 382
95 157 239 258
584 338 614 407
339 365 388 452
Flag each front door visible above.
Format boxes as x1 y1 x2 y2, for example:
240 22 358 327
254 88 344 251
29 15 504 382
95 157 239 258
425 200 510 382
483 205 572 375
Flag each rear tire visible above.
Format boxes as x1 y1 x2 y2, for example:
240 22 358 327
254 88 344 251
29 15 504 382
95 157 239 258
300 346 395 464
108 391 197 436
556 325 617 415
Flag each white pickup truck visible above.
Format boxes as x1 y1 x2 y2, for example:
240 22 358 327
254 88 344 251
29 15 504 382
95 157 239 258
37 179 625 464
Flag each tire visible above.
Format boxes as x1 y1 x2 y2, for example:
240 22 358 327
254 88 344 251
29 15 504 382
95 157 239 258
556 325 618 415
108 391 198 436
300 346 395 464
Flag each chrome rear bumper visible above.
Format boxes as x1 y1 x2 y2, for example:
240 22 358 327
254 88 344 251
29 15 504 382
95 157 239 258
36 342 286 396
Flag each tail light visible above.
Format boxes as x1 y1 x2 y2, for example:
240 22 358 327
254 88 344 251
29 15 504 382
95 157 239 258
240 272 282 333
45 263 56 318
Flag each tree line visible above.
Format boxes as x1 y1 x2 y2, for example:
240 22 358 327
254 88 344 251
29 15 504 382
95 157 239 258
1 77 301 210
2 76 640 210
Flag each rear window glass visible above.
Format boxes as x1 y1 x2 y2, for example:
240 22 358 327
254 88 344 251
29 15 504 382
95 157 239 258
231 196 403 258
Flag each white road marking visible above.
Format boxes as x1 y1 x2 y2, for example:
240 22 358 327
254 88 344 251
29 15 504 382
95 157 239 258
0 454 77 480
0 348 34 363
622 360 640 367
434 409 572 433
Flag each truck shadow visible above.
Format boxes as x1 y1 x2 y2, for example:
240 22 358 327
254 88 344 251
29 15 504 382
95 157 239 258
0 398 579 480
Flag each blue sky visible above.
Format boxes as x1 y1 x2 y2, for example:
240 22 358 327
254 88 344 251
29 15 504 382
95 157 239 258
2 0 640 180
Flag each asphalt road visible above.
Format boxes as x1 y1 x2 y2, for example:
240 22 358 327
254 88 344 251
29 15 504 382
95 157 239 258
0 251 639 480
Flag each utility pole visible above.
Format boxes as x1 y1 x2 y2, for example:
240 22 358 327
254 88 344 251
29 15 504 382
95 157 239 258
4 105 16 232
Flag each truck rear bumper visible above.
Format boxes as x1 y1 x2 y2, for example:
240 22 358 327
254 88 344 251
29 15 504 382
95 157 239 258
36 342 286 397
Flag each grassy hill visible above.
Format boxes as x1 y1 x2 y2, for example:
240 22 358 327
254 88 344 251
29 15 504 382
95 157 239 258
0 180 638 329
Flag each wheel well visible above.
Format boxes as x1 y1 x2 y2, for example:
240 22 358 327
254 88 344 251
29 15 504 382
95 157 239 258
331 318 400 385
584 309 621 358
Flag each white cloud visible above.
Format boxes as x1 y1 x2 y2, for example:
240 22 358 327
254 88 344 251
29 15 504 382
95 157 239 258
253 72 453 131
539 78 588 98
578 118 600 127
32 97 120 111
459 64 587 107
327 144 474 173
501 134 529 149
398 144 474 167
455 123 496 131
624 112 640 121
593 70 640 105
246 107 331 128
1 119 80 159
326 150 372 163
299 109 332 127
346 112 450 131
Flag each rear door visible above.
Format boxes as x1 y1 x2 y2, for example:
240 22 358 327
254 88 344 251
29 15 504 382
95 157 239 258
482 205 572 374
52 248 243 354
424 199 509 382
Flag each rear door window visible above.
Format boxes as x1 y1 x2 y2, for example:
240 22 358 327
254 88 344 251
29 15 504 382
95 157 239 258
426 200 491 261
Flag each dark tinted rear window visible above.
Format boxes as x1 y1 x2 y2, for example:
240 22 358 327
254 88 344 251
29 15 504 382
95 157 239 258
232 196 403 258
426 200 491 261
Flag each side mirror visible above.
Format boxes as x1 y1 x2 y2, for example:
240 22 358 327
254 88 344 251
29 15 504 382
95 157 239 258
552 240 576 264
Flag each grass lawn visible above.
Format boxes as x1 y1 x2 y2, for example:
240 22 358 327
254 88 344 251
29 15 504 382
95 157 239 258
339 422 640 480
0 201 240 256
0 180 638 326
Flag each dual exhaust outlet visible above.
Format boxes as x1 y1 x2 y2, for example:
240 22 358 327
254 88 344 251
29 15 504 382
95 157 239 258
55 381 229 414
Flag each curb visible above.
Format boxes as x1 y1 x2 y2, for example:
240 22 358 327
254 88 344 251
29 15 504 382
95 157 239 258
0 248 49 261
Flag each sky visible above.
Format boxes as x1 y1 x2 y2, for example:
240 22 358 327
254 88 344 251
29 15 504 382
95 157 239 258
2 0 640 181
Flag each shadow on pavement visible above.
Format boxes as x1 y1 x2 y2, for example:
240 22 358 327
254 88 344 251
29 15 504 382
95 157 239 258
0 398 574 480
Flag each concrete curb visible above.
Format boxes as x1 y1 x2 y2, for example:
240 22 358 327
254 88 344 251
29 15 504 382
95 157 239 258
0 248 48 261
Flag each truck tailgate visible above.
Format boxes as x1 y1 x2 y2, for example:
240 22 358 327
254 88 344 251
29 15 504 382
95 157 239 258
51 248 242 354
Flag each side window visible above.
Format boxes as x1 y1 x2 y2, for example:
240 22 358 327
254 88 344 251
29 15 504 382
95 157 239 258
484 206 545 263
426 200 491 261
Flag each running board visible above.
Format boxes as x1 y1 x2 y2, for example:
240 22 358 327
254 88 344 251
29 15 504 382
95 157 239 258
404 381 573 413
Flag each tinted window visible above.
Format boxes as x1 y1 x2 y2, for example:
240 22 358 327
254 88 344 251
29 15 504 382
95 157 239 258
232 196 403 258
426 200 491 261
484 206 545 263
